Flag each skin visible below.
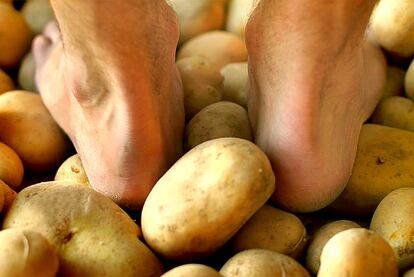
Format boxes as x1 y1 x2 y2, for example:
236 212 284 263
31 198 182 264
34 0 385 211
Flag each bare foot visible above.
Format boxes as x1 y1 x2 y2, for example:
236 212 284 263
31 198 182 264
246 0 386 212
33 2 184 209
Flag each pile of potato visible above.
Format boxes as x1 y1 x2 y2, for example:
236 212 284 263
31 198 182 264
1 0 414 276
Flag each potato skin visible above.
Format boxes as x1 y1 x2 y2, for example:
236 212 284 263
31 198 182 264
3 181 164 277
55 154 90 186
404 268 414 277
370 187 414 270
18 52 37 92
142 138 275 261
0 228 59 277
0 142 24 190
161 264 222 277
328 124 414 215
0 68 14 94
230 204 306 259
318 228 398 277
226 0 257 38
406 59 414 101
184 101 252 150
305 220 360 274
220 62 248 107
220 249 310 277
21 0 54 35
371 96 414 131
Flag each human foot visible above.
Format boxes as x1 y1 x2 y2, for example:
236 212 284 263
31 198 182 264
33 1 184 209
246 0 386 212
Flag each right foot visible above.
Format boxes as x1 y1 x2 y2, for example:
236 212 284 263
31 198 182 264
33 2 184 209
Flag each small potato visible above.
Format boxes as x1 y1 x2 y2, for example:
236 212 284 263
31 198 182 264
0 228 59 277
220 62 248 107
142 138 275 261
305 220 360 274
371 96 414 132
168 0 226 44
55 154 90 186
177 56 223 118
220 249 310 277
184 101 252 151
0 91 70 173
0 68 14 94
0 142 24 190
382 66 405 99
177 31 248 70
230 204 306 259
18 52 37 92
226 0 257 38
161 264 222 277
21 0 54 35
370 187 414 270
318 228 398 277
406 59 414 101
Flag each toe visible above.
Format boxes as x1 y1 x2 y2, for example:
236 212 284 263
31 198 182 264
44 21 61 43
32 35 52 69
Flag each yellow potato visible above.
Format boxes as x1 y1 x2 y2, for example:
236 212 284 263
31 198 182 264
226 0 257 38
177 55 223 118
230 204 306 259
168 0 226 44
55 154 90 186
305 220 360 274
371 96 414 132
328 124 414 215
0 228 59 277
3 181 164 276
318 228 398 277
21 0 55 35
18 52 37 92
382 66 405 99
220 62 248 107
370 187 414 270
0 68 14 94
0 91 70 173
177 31 248 70
142 138 275 261
184 101 252 151
0 3 32 68
161 264 222 277
220 249 310 277
406 59 414 100
0 142 24 190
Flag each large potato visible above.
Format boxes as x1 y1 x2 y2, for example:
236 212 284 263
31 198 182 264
55 154 90 186
382 66 405 99
21 0 54 35
168 0 226 44
406 59 414 100
142 138 275 261
370 0 414 57
318 228 398 277
3 181 164 276
161 264 222 277
0 91 70 172
220 62 248 107
177 55 223 118
0 68 14 94
230 204 306 259
184 101 252 151
0 228 59 277
225 0 257 38
371 96 414 132
220 249 310 277
0 142 24 190
177 31 248 70
328 124 414 215
305 220 360 274
18 52 37 92
370 187 414 270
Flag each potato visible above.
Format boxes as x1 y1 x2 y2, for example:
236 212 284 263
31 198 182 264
328 124 414 215
220 62 248 107
184 101 252 151
318 228 398 277
0 3 32 68
168 0 226 44
370 187 414 270
161 264 222 277
371 96 414 132
177 31 248 70
0 91 70 173
0 68 14 94
226 0 257 38
382 66 405 99
55 154 90 186
0 142 24 190
21 0 54 35
230 204 306 259
3 181 164 276
0 179 17 211
220 249 310 277
370 0 414 57
18 52 37 92
177 56 223 118
406 59 414 100
142 138 275 261
305 220 360 274
0 228 59 277
404 269 414 277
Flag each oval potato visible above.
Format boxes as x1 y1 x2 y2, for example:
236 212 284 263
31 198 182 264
371 96 414 132
0 142 24 190
21 0 55 35
161 264 222 277
55 154 90 186
220 62 248 107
